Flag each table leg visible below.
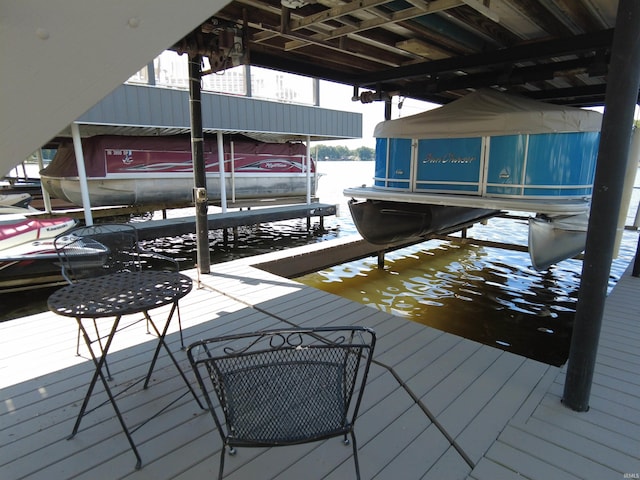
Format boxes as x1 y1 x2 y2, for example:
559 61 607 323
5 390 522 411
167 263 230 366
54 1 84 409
142 304 204 409
71 316 143 469
75 318 112 380
92 317 112 380
176 302 185 350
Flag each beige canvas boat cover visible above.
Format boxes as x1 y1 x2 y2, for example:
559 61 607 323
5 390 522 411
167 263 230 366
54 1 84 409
374 88 603 139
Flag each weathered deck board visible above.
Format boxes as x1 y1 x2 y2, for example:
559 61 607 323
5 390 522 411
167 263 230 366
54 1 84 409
1 242 639 479
471 264 640 480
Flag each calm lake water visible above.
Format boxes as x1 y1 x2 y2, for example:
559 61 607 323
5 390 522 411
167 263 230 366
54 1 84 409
2 161 639 366
301 162 640 366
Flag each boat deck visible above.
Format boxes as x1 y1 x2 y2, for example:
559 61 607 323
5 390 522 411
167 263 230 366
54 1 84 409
1 241 639 479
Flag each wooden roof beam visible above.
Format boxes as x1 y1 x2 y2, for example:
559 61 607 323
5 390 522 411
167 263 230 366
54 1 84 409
284 0 464 50
351 28 614 85
289 0 395 31
399 56 609 95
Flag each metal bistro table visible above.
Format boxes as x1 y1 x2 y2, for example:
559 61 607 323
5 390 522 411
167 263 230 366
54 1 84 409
48 270 204 469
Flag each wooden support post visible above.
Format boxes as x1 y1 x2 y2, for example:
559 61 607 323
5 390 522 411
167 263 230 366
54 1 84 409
377 251 385 269
563 0 640 411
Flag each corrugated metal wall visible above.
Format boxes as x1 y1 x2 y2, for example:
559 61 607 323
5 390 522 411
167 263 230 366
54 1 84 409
78 84 362 140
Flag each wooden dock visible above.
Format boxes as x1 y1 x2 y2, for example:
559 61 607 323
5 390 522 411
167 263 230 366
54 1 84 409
17 201 337 240
1 239 638 479
132 203 337 240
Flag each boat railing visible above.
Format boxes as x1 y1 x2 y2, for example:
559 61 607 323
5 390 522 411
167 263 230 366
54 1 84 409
483 182 593 198
373 174 594 199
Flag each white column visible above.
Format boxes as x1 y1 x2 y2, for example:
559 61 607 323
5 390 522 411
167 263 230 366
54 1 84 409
625 127 640 229
34 149 52 213
306 135 312 204
230 141 236 203
217 131 228 213
71 122 93 225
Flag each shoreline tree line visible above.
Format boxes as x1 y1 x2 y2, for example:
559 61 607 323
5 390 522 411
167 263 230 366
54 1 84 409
313 144 375 161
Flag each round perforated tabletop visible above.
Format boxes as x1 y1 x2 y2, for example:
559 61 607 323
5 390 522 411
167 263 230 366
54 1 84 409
48 271 193 318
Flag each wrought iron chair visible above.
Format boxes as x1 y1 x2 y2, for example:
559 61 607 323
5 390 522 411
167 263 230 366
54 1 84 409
54 223 186 357
187 326 376 480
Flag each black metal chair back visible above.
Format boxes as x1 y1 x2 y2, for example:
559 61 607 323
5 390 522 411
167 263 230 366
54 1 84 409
54 223 185 351
54 223 177 283
187 326 376 480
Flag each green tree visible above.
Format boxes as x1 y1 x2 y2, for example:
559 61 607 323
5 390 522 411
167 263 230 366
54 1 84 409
355 146 374 161
313 144 374 161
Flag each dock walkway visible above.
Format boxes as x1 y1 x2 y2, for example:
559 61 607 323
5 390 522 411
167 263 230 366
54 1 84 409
1 239 638 479
133 203 336 240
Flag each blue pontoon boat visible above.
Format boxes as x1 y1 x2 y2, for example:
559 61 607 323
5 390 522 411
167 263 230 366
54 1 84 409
344 89 603 270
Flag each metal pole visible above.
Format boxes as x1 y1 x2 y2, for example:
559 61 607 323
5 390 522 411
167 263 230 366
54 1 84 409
70 122 93 225
189 54 210 274
230 141 236 204
313 78 320 106
306 135 312 205
562 0 640 411
217 131 228 213
384 98 392 121
244 64 252 97
147 61 156 86
614 128 640 252
631 127 640 230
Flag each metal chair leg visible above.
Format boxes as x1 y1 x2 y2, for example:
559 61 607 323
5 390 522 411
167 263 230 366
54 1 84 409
217 446 226 480
350 431 361 480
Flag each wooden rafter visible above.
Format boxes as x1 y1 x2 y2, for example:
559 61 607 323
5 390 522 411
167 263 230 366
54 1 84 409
202 0 620 106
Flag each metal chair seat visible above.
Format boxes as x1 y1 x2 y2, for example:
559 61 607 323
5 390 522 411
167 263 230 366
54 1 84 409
188 326 376 480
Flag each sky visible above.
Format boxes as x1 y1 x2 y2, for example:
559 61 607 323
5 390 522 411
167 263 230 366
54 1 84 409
316 80 437 149
314 83 638 150
148 52 436 150
142 52 640 151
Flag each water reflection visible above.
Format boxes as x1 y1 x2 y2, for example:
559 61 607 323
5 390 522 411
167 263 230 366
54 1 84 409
2 161 637 368
0 219 339 322
296 239 579 366
140 220 341 269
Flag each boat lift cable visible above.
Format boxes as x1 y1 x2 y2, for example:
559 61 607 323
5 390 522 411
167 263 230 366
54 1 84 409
196 278 476 470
